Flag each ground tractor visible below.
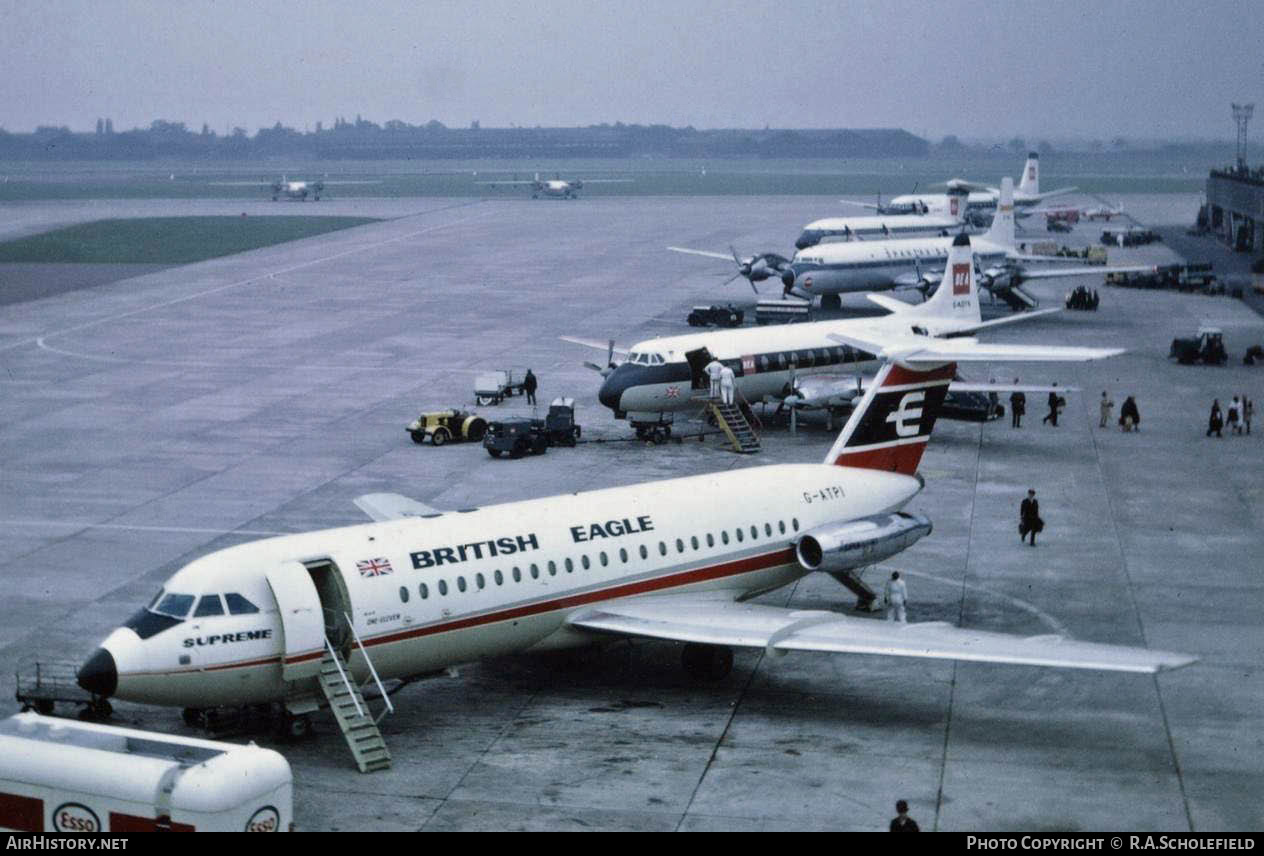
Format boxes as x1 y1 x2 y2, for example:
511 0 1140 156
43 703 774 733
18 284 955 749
1170 326 1228 365
687 304 744 327
483 419 550 458
407 410 488 446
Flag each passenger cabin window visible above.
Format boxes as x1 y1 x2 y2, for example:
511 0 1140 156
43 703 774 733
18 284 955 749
658 541 667 556
420 583 429 599
750 525 758 540
476 573 485 590
706 534 715 548
721 531 730 545
581 555 591 570
548 560 557 576
399 586 410 603
691 536 699 550
439 580 449 596
619 548 628 563
639 545 648 560
193 595 224 617
530 564 540 579
792 518 800 532
224 593 259 615
600 552 608 567
457 576 467 593
513 567 522 582
564 558 574 573
494 570 504 585
736 528 744 542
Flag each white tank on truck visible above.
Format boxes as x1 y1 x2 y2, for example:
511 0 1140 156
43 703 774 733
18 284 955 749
0 713 292 832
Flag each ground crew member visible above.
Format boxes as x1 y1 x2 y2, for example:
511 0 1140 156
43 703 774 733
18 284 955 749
719 364 736 405
1099 391 1115 428
1042 384 1063 426
523 369 538 406
705 359 724 399
1207 399 1223 438
890 800 919 832
1020 489 1041 546
1009 380 1025 428
1228 396 1242 435
883 571 907 623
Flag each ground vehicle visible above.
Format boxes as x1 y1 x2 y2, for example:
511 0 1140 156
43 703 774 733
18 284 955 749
1101 227 1159 247
15 661 111 721
543 398 581 446
1046 218 1072 233
407 410 487 446
754 298 811 325
1170 326 1228 365
474 370 526 405
687 304 744 327
0 713 292 832
484 418 549 458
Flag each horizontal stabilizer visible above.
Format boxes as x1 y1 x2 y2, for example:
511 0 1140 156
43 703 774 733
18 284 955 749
354 493 442 522
1018 264 1155 280
569 595 1196 674
866 293 918 314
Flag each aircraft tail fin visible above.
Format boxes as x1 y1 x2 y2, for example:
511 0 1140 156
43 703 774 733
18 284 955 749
822 359 956 476
901 232 981 326
984 176 1016 248
1018 152 1039 197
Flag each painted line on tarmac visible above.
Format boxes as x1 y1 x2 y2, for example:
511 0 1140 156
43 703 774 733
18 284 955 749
2 206 495 355
888 566 1070 635
0 518 290 537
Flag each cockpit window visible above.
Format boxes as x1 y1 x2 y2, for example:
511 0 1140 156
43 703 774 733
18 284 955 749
153 593 194 619
193 594 224 617
224 593 260 615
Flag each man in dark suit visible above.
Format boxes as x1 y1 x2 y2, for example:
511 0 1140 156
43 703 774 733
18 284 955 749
1020 489 1041 546
1010 379 1025 428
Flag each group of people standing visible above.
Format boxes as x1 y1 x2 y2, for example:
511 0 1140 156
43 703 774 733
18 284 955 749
1207 395 1254 437
1099 392 1141 431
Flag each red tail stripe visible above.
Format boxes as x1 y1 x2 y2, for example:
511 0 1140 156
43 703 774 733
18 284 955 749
831 441 929 476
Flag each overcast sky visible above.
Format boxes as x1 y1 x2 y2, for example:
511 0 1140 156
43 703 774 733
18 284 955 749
2 0 1261 140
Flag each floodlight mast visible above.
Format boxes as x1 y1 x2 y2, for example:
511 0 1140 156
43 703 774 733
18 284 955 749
1232 103 1254 171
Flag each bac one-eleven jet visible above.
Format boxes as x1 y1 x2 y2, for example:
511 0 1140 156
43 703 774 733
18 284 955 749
77 235 1194 744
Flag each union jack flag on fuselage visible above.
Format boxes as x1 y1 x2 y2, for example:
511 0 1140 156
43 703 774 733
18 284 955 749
357 557 394 577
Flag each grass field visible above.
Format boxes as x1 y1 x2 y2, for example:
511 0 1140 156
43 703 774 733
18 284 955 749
0 216 379 264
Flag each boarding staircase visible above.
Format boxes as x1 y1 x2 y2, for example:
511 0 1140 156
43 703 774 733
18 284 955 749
827 570 880 611
317 615 393 773
706 398 760 454
996 284 1039 311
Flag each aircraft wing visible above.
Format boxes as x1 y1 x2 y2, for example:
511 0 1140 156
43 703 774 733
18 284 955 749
568 595 1196 674
318 180 382 186
559 336 631 356
1032 186 1078 202
839 199 882 210
667 246 737 261
354 493 441 522
476 180 537 186
948 381 1077 394
580 179 635 184
1017 264 1155 280
827 332 1123 364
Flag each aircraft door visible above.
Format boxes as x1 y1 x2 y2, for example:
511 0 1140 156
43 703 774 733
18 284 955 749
684 347 714 391
265 561 326 681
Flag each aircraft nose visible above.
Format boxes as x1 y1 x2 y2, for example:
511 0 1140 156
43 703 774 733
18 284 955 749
77 648 117 698
598 371 624 411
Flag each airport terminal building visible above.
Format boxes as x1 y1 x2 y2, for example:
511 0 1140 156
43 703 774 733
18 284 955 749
1206 165 1264 252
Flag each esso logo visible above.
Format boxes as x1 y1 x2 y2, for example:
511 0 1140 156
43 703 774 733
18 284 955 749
53 802 101 833
246 805 280 832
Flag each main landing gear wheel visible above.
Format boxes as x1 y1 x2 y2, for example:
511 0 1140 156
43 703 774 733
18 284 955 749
681 643 734 682
182 707 206 727
279 712 313 741
821 294 842 310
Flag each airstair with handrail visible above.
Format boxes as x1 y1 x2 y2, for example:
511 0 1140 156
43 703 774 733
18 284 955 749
316 611 393 773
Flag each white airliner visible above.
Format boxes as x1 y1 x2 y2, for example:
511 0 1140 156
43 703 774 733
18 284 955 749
476 173 633 199
888 152 1077 215
209 176 381 201
594 232 1064 423
77 238 1193 737
793 189 970 249
778 177 1151 308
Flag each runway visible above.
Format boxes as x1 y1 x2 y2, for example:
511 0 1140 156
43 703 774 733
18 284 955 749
0 192 1260 831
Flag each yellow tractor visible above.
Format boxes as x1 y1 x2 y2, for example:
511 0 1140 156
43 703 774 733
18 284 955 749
407 410 488 446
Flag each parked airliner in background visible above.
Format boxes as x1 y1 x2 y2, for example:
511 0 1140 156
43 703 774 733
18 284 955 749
673 179 1154 309
588 233 1068 424
210 175 381 201
477 173 633 199
77 253 1194 741
778 178 1152 308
